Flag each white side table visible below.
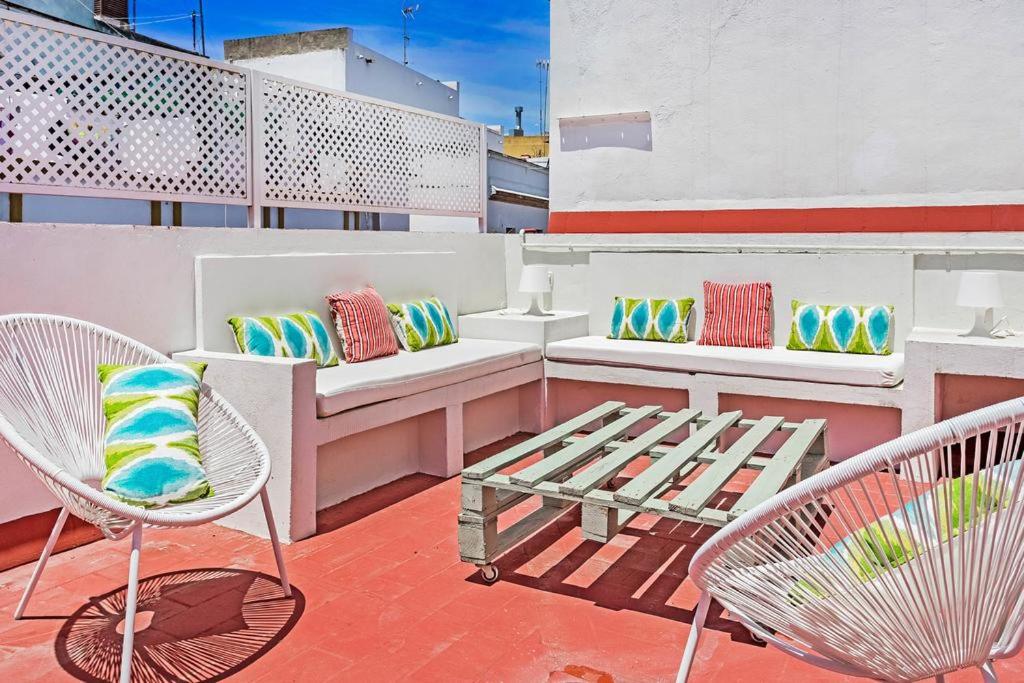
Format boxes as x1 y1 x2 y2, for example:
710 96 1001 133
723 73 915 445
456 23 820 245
458 310 589 350
903 327 1024 433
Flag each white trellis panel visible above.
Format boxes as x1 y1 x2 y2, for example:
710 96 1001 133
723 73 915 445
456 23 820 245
0 10 250 204
254 73 485 217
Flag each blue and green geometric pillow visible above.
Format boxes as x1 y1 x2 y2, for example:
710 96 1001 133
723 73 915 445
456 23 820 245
609 297 695 343
387 297 457 352
98 361 212 508
787 300 894 355
227 311 339 367
790 461 1019 603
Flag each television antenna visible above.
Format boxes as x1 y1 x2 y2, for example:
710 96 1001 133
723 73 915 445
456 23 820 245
536 59 550 134
402 4 421 65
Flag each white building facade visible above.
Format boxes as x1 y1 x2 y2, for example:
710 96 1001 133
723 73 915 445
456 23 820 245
548 0 1024 233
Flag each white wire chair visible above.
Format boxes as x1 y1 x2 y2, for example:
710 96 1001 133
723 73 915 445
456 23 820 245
678 397 1024 683
0 314 291 683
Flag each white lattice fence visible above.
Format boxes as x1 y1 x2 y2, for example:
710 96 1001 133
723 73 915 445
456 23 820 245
0 11 250 203
255 74 484 217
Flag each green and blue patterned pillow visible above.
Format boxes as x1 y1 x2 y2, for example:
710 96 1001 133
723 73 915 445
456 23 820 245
228 311 339 367
387 297 457 352
609 297 695 343
790 461 1018 604
787 300 894 356
98 361 212 508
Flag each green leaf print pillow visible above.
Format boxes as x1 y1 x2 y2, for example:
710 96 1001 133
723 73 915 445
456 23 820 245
228 311 339 367
99 361 212 508
387 297 458 352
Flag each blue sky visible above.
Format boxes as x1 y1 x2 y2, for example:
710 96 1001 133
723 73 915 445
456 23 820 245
139 1 550 134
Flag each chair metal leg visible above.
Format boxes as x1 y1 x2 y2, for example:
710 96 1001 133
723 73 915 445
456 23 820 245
981 660 998 683
260 487 292 598
676 591 712 683
14 507 69 619
119 524 143 683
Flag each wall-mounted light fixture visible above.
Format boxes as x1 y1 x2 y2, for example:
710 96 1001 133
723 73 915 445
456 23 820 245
356 53 374 64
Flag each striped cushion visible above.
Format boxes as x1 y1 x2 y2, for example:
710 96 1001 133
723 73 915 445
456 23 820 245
698 281 773 349
326 287 399 363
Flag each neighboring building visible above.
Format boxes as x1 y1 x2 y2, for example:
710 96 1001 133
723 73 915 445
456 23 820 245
549 1 1024 233
503 134 549 162
8 0 198 53
224 27 548 233
224 28 460 118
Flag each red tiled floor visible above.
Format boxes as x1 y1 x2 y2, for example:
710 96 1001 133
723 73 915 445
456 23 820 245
1 434 1023 682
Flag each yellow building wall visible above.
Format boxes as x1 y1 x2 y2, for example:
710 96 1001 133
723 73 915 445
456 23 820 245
503 134 549 159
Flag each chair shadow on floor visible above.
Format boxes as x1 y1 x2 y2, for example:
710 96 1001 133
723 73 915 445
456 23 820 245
54 568 303 682
469 481 759 646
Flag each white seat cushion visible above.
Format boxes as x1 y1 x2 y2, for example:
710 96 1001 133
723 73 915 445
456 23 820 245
316 338 542 417
545 336 904 388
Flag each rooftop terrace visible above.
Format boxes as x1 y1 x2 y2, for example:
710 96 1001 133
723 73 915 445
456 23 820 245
5 1 1024 681
1 435 1023 682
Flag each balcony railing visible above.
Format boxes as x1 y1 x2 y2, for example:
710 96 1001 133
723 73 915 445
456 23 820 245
0 10 487 228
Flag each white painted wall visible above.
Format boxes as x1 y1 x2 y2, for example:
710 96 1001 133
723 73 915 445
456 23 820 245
344 43 459 117
0 222 509 525
550 0 1024 213
506 232 1024 334
233 49 347 92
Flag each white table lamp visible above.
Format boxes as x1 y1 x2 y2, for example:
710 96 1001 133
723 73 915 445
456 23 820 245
519 265 553 316
956 271 1004 337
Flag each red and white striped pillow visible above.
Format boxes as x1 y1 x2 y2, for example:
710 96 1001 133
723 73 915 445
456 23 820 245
698 281 774 349
326 286 399 363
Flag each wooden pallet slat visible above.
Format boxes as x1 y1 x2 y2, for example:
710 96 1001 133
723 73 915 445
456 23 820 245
509 405 662 488
559 408 702 496
669 415 785 515
612 411 743 507
457 402 828 575
461 401 625 481
727 418 826 520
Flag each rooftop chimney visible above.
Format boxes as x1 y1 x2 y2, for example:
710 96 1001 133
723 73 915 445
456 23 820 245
513 106 524 137
94 0 130 29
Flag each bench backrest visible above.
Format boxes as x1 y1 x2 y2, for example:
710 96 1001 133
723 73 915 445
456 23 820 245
587 252 914 351
195 252 459 353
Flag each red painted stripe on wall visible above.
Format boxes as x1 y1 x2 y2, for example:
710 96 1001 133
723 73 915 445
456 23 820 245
548 204 1024 233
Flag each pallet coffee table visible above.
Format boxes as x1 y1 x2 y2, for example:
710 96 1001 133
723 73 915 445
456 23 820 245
458 401 826 582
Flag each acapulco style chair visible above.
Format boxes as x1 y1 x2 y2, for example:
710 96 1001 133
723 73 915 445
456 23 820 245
0 314 291 683
678 397 1024 683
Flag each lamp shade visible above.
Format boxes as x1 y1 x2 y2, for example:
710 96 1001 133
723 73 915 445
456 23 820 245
956 271 1004 308
519 265 552 294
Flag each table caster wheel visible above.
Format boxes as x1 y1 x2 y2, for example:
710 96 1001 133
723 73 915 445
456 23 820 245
479 564 500 584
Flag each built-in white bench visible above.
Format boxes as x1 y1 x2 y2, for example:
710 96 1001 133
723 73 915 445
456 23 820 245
175 252 543 542
546 336 904 388
543 252 912 460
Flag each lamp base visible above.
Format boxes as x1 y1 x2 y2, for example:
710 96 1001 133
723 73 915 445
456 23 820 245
522 294 553 317
961 308 995 338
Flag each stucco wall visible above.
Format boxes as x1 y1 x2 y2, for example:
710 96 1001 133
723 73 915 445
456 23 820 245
344 43 459 118
232 49 348 92
549 0 1024 216
0 222 509 525
506 232 1024 332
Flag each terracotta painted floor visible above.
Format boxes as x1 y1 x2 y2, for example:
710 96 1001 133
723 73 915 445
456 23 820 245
1 434 1023 682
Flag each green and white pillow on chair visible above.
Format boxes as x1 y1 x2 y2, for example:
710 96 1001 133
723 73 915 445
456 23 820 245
791 461 1018 603
99 361 213 508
